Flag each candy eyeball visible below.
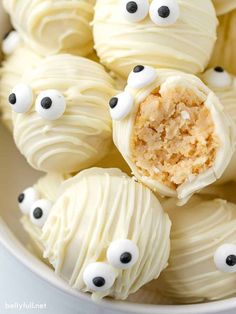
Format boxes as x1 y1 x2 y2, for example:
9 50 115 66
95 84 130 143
203 67 232 89
8 84 33 114
18 187 39 215
107 239 139 269
83 262 116 292
149 0 180 26
121 0 149 22
109 92 134 121
214 244 236 273
30 199 52 228
35 90 66 121
127 65 157 89
2 30 21 55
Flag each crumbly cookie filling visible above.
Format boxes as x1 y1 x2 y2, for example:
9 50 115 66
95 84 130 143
131 86 220 190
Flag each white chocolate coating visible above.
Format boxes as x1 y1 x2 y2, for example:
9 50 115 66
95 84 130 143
93 0 217 78
3 0 95 57
157 197 236 303
0 45 41 130
2 30 21 56
42 168 171 300
12 54 115 173
213 0 236 15
113 68 235 201
209 11 236 75
202 68 236 183
20 173 69 256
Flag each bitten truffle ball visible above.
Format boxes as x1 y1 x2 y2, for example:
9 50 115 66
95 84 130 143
111 66 235 202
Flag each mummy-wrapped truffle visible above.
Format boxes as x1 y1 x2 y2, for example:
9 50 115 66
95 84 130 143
0 43 41 130
156 196 236 303
2 0 95 57
202 67 236 183
209 11 236 75
111 66 235 202
18 173 69 256
42 168 171 300
93 0 217 78
213 0 236 15
8 54 115 173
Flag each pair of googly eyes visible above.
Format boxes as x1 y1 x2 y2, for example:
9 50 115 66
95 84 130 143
8 85 66 121
122 0 180 26
203 67 234 89
18 187 52 228
109 65 157 121
214 244 236 273
2 30 21 55
83 239 139 292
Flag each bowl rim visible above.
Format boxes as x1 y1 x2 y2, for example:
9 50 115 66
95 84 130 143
1 218 236 314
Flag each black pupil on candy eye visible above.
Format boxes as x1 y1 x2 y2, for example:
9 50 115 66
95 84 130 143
134 65 144 73
92 277 105 287
9 93 16 105
120 252 132 264
226 255 236 266
41 97 52 109
126 1 138 14
33 207 43 219
214 66 224 73
158 6 170 18
109 97 118 109
18 193 25 203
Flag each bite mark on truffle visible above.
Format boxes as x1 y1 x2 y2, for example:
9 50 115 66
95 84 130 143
131 86 220 189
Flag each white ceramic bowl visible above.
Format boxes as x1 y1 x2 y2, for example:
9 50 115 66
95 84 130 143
1 5 236 314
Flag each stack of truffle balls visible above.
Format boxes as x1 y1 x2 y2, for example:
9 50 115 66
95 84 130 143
1 0 236 305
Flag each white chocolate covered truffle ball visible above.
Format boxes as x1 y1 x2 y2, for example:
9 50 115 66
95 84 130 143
93 0 217 78
3 0 95 57
42 168 171 300
157 196 236 303
202 67 236 183
111 66 235 202
202 67 236 125
18 173 69 256
9 54 115 173
0 44 41 130
209 11 236 75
